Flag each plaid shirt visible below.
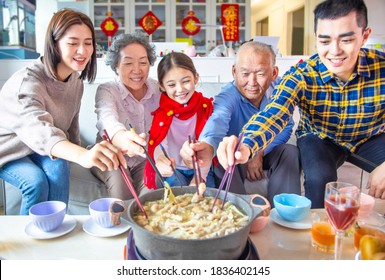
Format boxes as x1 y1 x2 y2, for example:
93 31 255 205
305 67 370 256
243 48 385 155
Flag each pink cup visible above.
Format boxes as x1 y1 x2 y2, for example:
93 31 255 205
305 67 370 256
250 215 269 233
359 193 375 215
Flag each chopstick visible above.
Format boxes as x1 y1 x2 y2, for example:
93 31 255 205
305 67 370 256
211 132 245 211
159 143 184 187
128 124 165 187
102 129 148 219
193 139 203 183
188 135 201 194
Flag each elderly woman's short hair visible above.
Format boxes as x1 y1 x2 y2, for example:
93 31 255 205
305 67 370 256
105 31 157 75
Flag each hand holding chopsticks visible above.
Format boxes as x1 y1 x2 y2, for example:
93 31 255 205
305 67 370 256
159 143 184 186
128 124 166 187
211 132 245 211
216 135 251 170
102 129 148 219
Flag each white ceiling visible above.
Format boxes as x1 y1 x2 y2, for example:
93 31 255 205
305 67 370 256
251 0 277 9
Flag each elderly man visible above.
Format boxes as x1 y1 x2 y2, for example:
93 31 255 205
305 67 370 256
181 41 301 205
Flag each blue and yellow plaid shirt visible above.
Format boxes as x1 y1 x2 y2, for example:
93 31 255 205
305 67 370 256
242 48 385 156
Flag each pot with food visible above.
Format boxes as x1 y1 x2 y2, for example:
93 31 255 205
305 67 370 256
125 186 269 260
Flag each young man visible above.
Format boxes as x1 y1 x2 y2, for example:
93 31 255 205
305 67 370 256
216 0 385 207
181 41 301 205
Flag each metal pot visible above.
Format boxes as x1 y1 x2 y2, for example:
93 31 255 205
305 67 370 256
126 186 269 260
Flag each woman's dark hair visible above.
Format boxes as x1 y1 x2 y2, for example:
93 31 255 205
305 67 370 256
43 8 97 82
314 0 368 33
157 52 197 89
105 31 156 75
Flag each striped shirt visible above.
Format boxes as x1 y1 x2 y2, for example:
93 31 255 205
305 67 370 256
242 48 385 155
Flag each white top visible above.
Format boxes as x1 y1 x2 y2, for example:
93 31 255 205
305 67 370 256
94 76 161 168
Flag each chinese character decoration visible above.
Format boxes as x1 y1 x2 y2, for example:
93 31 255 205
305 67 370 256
181 10 201 36
138 11 162 36
221 4 239 42
100 11 119 48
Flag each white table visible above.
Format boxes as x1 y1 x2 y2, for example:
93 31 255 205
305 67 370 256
0 211 357 260
0 215 126 260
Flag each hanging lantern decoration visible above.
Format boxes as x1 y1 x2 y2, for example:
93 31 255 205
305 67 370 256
221 4 239 42
100 11 119 48
181 10 201 36
138 11 162 36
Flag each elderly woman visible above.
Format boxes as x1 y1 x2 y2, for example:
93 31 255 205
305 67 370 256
91 31 160 200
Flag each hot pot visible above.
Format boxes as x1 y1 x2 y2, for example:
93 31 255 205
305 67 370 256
125 186 270 260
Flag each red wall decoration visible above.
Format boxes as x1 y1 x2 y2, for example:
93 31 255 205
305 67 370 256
100 12 119 37
181 10 201 36
138 11 162 35
221 4 239 42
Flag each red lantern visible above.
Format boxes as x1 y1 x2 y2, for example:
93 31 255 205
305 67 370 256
181 10 201 36
100 11 119 48
100 11 119 37
138 11 162 35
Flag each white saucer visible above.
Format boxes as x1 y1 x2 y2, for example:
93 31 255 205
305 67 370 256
83 217 130 237
25 215 77 239
270 208 312 230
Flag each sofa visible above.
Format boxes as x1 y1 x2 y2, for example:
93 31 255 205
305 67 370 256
1 57 370 215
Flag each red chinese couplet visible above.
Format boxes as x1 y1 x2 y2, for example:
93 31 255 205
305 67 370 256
221 4 239 42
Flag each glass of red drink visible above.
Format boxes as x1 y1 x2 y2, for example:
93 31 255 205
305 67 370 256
325 181 360 260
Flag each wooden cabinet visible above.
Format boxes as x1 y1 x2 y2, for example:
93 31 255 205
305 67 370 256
90 0 250 55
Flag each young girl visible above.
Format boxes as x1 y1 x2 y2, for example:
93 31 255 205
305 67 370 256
0 9 125 215
144 52 214 189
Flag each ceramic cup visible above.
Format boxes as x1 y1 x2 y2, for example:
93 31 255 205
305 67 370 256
89 198 121 228
29 201 66 232
249 215 270 233
273 193 311 222
359 193 375 216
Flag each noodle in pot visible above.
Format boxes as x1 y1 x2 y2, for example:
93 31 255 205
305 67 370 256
133 193 249 240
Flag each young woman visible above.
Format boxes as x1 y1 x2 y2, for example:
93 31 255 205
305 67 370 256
91 32 161 200
144 52 214 189
0 9 125 215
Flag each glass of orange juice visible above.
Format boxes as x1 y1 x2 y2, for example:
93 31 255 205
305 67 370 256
354 211 385 250
311 212 335 253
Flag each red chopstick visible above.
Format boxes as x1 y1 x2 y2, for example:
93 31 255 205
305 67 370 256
102 129 148 219
211 132 244 211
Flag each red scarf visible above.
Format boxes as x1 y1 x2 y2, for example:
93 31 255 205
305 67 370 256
144 91 213 189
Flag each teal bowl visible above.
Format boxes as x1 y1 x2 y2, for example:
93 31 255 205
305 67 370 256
273 193 311 222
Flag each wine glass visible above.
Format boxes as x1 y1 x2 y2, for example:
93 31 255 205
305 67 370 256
324 181 361 260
